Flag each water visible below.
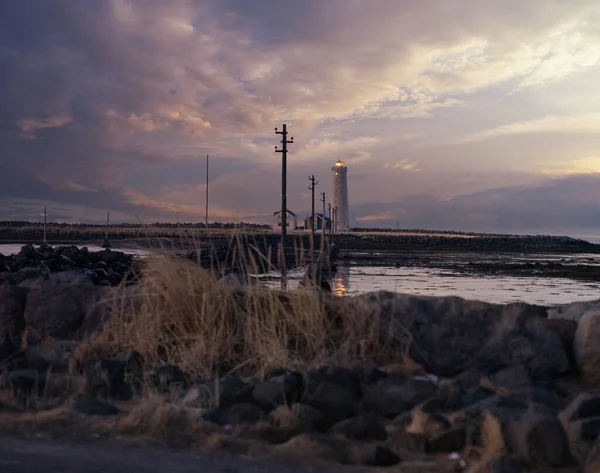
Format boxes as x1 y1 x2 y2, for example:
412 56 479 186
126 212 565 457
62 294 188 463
258 262 600 306
3 243 600 306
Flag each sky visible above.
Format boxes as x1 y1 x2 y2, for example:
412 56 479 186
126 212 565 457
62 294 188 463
1 0 600 235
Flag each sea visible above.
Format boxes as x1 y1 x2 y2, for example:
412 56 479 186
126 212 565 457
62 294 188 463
2 240 600 307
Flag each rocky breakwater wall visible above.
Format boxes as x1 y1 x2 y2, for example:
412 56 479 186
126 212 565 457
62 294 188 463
4 271 600 470
0 243 140 286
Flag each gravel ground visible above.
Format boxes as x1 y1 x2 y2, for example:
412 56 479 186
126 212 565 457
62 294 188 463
0 436 342 473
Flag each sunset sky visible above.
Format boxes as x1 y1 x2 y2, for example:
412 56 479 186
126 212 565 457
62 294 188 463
2 0 600 234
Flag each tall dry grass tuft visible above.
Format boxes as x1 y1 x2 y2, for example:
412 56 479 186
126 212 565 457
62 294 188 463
77 247 401 381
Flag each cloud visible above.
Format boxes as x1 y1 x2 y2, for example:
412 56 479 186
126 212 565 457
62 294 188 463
352 174 600 234
1 0 600 233
463 113 600 142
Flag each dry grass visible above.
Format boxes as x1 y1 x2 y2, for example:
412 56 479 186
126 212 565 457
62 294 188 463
75 243 408 382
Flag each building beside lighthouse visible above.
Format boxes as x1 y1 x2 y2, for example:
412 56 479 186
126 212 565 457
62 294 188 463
331 160 350 231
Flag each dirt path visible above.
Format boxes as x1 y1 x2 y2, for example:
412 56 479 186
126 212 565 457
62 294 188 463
0 436 340 473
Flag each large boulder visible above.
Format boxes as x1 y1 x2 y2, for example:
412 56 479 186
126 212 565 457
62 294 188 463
548 299 600 322
574 312 600 377
361 292 569 379
23 275 112 341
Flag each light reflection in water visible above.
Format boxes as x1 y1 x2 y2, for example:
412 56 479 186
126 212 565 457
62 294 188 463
332 264 350 296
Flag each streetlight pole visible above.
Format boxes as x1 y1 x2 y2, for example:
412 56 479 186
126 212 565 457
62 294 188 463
275 124 293 289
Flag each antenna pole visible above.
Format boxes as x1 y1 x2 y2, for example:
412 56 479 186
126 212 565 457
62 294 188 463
205 154 209 230
275 124 294 289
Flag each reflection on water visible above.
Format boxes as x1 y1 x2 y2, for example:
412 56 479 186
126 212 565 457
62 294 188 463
331 263 600 306
261 262 600 306
333 264 350 296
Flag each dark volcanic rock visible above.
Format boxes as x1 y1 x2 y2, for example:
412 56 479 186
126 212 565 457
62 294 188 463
427 426 466 453
252 370 304 410
72 397 120 416
329 414 388 441
304 367 361 428
21 340 78 373
85 351 144 401
203 402 264 426
504 410 572 468
488 454 526 473
181 376 251 409
361 292 569 379
362 375 438 418
24 276 112 341
150 365 190 392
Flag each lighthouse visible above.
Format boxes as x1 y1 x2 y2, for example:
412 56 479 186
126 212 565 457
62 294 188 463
331 160 350 231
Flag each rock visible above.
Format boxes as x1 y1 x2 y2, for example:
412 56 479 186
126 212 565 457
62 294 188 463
72 397 120 416
485 365 532 392
7 370 82 399
21 340 78 373
304 368 360 428
585 437 600 473
349 444 400 467
480 407 523 455
364 292 569 378
150 365 190 392
427 426 466 453
488 454 526 473
406 408 451 438
252 371 304 410
6 369 46 394
20 244 44 260
548 299 600 322
559 398 600 465
0 335 18 365
203 403 264 426
272 434 400 467
362 375 438 418
181 376 251 409
545 318 577 365
386 427 427 454
560 394 600 426
503 410 572 467
352 361 388 385
85 351 144 401
575 311 600 377
0 285 27 344
329 414 387 441
24 278 111 340
270 403 323 434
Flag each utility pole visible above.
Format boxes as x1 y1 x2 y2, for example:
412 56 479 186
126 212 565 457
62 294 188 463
328 202 332 238
275 124 293 289
308 175 318 263
205 154 209 230
320 192 326 252
43 206 47 245
102 211 111 248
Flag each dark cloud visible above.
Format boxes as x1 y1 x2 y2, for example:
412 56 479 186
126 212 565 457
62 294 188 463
353 174 600 234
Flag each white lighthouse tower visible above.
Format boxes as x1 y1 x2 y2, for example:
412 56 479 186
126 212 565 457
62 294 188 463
331 160 350 231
